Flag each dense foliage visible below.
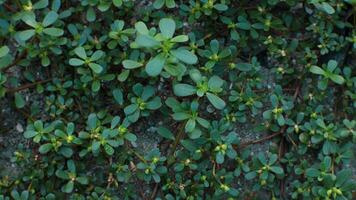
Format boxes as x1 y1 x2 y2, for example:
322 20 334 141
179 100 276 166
0 0 355 199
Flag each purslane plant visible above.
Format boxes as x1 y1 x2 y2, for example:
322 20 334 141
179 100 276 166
0 0 355 199
124 18 198 77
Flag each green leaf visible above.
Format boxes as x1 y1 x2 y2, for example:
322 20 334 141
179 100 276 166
329 74 345 84
123 60 143 69
113 89 123 105
124 104 138 115
24 130 37 138
270 166 284 175
0 46 9 57
22 13 37 28
157 126 175 140
18 30 36 41
171 35 188 43
210 40 219 54
173 84 197 96
92 141 101 152
62 181 74 193
59 147 73 158
87 113 97 130
159 18 176 38
10 190 20 199
166 0 176 8
237 22 251 30
180 139 197 152
124 133 137 142
310 65 325 75
43 11 58 27
74 47 87 59
136 34 159 47
91 80 101 92
43 27 64 36
86 7 96 22
206 93 225 109
69 58 84 66
14 93 25 108
236 63 252 71
135 21 149 35
327 60 338 72
216 152 225 164
189 69 202 83
321 2 335 14
113 0 123 7
245 172 256 180
305 168 320 177
171 48 198 64
208 76 224 90
39 143 53 154
90 50 104 61
88 63 103 74
146 97 162 110
104 144 114 155
33 0 49 9
153 0 165 9
336 169 352 186
76 177 89 185
145 54 166 76
185 119 196 132
214 3 228 11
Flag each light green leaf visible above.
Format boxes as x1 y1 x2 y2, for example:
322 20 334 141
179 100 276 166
21 12 37 28
157 126 175 140
145 54 166 76
39 143 53 154
329 74 345 85
43 11 58 27
206 92 225 109
159 18 176 39
171 48 198 64
62 181 74 193
135 34 159 47
310 65 325 75
43 27 64 36
321 2 335 14
123 60 143 69
88 63 103 74
113 89 123 105
74 47 87 59
236 63 252 71
86 7 96 22
113 0 123 7
270 166 284 175
171 35 188 43
69 58 84 66
18 30 36 41
153 0 165 9
173 84 197 96
166 0 176 8
0 46 9 57
90 50 104 61
135 21 149 35
15 93 25 108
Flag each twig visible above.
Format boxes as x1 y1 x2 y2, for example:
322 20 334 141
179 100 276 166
169 123 185 156
1 51 27 72
238 131 282 149
6 79 52 93
150 183 159 200
3 3 17 12
130 149 146 163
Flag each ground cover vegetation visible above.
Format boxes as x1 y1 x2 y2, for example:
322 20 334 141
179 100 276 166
0 0 355 199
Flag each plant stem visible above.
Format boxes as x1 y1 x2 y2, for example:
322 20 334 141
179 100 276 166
6 79 52 93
